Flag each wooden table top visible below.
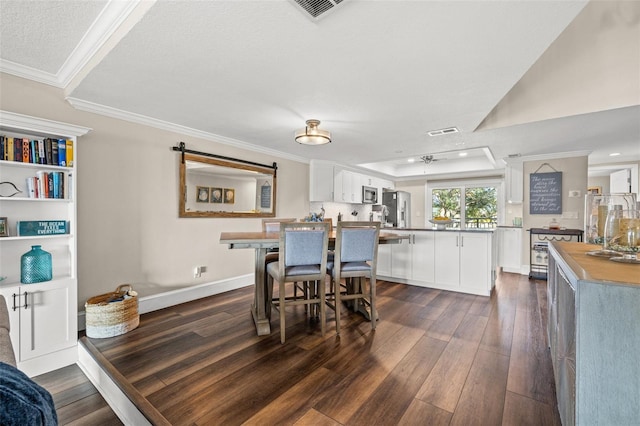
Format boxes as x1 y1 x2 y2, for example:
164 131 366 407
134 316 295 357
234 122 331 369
552 242 640 286
220 230 409 244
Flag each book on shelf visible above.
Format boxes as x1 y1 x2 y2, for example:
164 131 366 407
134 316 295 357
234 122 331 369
16 220 69 236
29 171 67 199
0 134 74 167
38 139 46 164
22 138 29 162
58 139 66 167
51 138 59 165
66 139 73 167
45 138 53 165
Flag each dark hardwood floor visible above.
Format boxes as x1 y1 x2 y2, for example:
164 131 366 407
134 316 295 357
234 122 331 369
34 271 561 425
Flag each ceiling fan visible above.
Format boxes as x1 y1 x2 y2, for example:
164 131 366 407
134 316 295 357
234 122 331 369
420 155 445 164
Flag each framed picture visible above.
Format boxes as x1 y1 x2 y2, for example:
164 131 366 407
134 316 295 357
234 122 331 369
587 186 602 195
196 186 210 203
223 188 235 204
0 217 8 237
210 187 223 203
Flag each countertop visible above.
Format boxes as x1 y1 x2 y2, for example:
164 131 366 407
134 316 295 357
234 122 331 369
551 241 640 286
379 226 495 233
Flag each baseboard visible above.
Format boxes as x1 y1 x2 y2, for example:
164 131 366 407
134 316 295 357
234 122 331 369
77 343 152 426
20 345 77 378
78 274 253 330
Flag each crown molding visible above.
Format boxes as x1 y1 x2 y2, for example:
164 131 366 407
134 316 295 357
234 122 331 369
0 60 61 87
0 110 92 137
65 97 309 163
58 0 149 88
0 1 151 90
519 150 592 162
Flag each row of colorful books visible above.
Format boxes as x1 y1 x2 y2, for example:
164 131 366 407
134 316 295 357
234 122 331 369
0 135 73 167
16 220 69 236
25 171 72 199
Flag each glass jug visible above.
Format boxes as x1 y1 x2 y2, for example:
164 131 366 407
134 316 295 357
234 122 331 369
603 209 640 260
584 193 637 244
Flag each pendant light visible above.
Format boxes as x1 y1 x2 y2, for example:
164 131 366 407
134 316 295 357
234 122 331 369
295 119 331 145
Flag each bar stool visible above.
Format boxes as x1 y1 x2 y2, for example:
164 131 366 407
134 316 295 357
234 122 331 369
267 222 329 343
262 218 296 317
326 221 380 333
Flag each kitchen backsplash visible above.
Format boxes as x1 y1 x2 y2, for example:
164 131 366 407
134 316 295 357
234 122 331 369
309 202 371 226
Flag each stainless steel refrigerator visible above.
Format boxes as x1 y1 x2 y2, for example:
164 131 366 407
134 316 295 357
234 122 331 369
382 191 411 228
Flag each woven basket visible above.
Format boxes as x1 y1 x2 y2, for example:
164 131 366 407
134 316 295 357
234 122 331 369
85 284 139 338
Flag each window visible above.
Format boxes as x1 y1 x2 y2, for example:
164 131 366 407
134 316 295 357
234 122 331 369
428 179 500 229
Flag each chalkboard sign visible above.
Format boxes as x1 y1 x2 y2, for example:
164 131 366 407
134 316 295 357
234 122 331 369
260 183 271 209
530 172 562 214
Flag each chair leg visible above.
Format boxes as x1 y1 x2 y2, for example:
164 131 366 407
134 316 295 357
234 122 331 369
370 276 376 331
334 272 341 334
320 278 326 337
266 275 273 319
280 280 286 344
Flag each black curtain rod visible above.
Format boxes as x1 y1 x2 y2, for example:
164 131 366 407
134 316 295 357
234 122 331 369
172 142 277 174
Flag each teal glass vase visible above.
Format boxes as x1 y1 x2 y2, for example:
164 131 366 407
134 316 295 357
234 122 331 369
20 245 52 284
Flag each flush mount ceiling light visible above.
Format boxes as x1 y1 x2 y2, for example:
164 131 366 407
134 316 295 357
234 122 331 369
295 119 331 145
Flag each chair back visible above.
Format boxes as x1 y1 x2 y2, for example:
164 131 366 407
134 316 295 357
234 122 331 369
278 222 329 277
262 217 296 233
335 221 380 267
281 222 329 265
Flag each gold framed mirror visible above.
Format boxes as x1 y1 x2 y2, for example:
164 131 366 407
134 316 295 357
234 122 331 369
179 152 276 218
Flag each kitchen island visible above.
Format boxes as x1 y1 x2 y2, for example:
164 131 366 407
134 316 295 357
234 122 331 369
547 241 640 426
376 228 496 296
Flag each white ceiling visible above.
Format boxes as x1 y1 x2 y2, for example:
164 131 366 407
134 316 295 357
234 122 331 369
1 0 639 179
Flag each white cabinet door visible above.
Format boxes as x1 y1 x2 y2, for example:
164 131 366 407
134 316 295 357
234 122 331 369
459 232 490 292
505 161 523 203
20 279 76 361
391 231 412 280
1 280 76 363
376 244 392 277
434 232 460 287
499 228 522 273
350 171 363 203
411 232 435 284
309 160 334 201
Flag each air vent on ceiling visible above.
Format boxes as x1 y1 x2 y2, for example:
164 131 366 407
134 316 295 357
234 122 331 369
428 127 459 137
292 0 344 19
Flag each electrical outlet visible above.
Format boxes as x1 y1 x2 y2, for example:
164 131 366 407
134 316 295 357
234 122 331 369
194 265 207 278
561 211 578 219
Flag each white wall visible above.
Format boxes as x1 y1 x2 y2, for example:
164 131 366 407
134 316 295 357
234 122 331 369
1 73 310 310
395 179 428 228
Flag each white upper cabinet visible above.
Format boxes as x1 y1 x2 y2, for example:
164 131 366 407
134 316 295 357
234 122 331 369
310 161 389 204
309 160 335 202
505 160 523 203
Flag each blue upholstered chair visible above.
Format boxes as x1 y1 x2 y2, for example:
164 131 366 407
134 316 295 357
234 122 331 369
326 221 380 333
267 222 330 343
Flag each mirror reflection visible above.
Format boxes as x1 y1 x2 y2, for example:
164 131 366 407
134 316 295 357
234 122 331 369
179 153 276 218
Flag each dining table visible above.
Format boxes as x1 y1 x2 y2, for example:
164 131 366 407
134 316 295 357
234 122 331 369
219 228 409 336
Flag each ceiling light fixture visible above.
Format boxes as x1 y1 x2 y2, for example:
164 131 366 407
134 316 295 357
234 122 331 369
295 119 331 145
609 152 621 157
459 152 468 157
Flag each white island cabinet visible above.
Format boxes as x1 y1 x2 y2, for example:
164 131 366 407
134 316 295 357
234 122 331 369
0 111 90 377
378 229 495 296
